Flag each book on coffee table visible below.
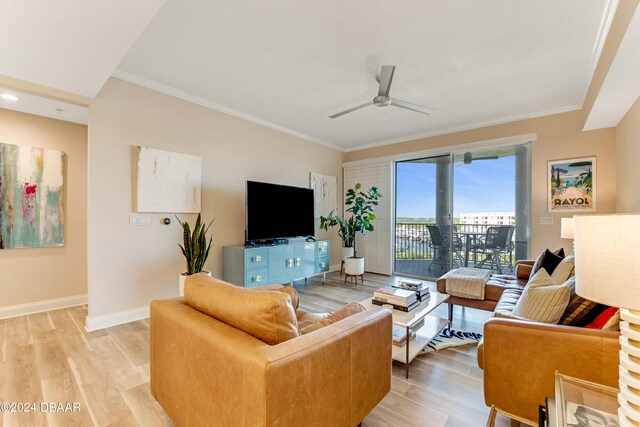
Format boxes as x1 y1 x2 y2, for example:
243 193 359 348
371 298 420 312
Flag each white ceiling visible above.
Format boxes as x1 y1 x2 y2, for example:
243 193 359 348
0 1 622 147
0 0 165 98
115 0 617 150
0 87 88 125
584 3 640 130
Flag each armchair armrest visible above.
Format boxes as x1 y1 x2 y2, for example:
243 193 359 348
481 318 620 424
249 309 392 426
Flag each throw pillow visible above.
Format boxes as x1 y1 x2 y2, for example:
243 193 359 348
602 309 621 331
550 254 575 284
585 307 620 330
559 277 614 327
512 269 571 324
299 302 366 334
530 248 565 279
184 274 299 345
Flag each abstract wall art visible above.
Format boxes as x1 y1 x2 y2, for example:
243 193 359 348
0 142 65 249
136 146 201 213
310 172 337 218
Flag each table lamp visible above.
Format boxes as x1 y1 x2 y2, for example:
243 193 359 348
573 214 640 426
560 217 574 239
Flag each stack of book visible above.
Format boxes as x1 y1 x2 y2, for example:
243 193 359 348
392 279 430 302
372 287 419 311
392 325 416 347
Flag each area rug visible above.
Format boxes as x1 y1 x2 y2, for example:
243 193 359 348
419 328 483 354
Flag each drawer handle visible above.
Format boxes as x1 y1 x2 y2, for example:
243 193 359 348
252 255 262 262
295 257 301 266
319 262 326 268
253 275 262 282
286 258 294 268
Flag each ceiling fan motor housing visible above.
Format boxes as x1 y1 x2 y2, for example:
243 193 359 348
373 95 391 106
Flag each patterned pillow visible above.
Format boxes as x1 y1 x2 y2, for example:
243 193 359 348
513 269 571 324
559 277 613 327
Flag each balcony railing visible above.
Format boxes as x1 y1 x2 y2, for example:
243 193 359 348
395 222 516 276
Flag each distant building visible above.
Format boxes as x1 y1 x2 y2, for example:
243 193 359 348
459 212 515 225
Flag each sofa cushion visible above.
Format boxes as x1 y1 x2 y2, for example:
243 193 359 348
530 248 565 279
184 273 299 345
512 269 571 324
299 302 366 334
493 288 524 317
296 309 328 330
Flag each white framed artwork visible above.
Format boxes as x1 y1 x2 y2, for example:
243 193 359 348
135 146 201 213
309 172 337 218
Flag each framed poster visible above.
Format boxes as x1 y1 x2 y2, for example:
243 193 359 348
548 157 596 212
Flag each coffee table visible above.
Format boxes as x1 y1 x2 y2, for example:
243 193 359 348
359 292 451 378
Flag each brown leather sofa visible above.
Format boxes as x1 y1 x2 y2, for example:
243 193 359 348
150 274 392 427
476 265 621 425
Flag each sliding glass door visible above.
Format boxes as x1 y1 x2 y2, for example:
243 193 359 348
394 143 530 279
394 154 454 278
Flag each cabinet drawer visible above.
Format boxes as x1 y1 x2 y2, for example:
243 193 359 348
245 268 269 287
245 249 269 269
316 256 330 273
316 241 329 257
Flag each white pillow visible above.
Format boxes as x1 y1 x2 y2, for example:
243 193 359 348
550 254 575 284
512 269 571 324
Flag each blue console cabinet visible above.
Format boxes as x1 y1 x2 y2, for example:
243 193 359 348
223 239 330 287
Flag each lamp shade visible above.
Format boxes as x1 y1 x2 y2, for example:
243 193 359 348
560 217 574 239
573 214 640 309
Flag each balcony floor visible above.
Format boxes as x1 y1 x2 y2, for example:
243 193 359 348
394 259 514 279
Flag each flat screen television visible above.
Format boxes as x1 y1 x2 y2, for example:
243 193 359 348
246 180 315 242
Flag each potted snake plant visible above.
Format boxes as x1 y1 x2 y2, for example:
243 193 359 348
177 213 215 295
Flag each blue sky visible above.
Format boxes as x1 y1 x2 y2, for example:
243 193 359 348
396 156 515 217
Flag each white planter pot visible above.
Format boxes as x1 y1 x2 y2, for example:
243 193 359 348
344 257 365 275
179 271 211 296
341 246 354 260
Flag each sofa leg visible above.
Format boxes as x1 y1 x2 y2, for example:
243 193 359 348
510 420 520 427
448 303 453 328
486 405 497 427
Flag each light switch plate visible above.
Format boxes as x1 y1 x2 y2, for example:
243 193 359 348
539 217 554 225
130 214 151 226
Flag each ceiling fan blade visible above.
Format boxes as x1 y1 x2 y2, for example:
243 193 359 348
390 98 435 116
329 101 373 119
378 65 395 97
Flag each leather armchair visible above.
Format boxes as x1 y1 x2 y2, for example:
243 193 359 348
478 285 620 424
150 287 392 427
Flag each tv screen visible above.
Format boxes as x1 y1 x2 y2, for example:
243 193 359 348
246 181 315 241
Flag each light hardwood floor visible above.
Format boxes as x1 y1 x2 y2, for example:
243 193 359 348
0 271 513 427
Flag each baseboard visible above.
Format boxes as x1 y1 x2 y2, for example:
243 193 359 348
330 264 340 272
0 294 87 320
85 306 149 332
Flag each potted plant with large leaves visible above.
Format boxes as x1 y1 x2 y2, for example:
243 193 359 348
319 212 356 275
320 183 381 277
176 213 215 295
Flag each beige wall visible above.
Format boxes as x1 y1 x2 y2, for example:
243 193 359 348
87 78 344 321
0 108 87 308
615 96 640 213
346 110 616 257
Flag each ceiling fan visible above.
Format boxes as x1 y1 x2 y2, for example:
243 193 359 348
329 65 435 119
